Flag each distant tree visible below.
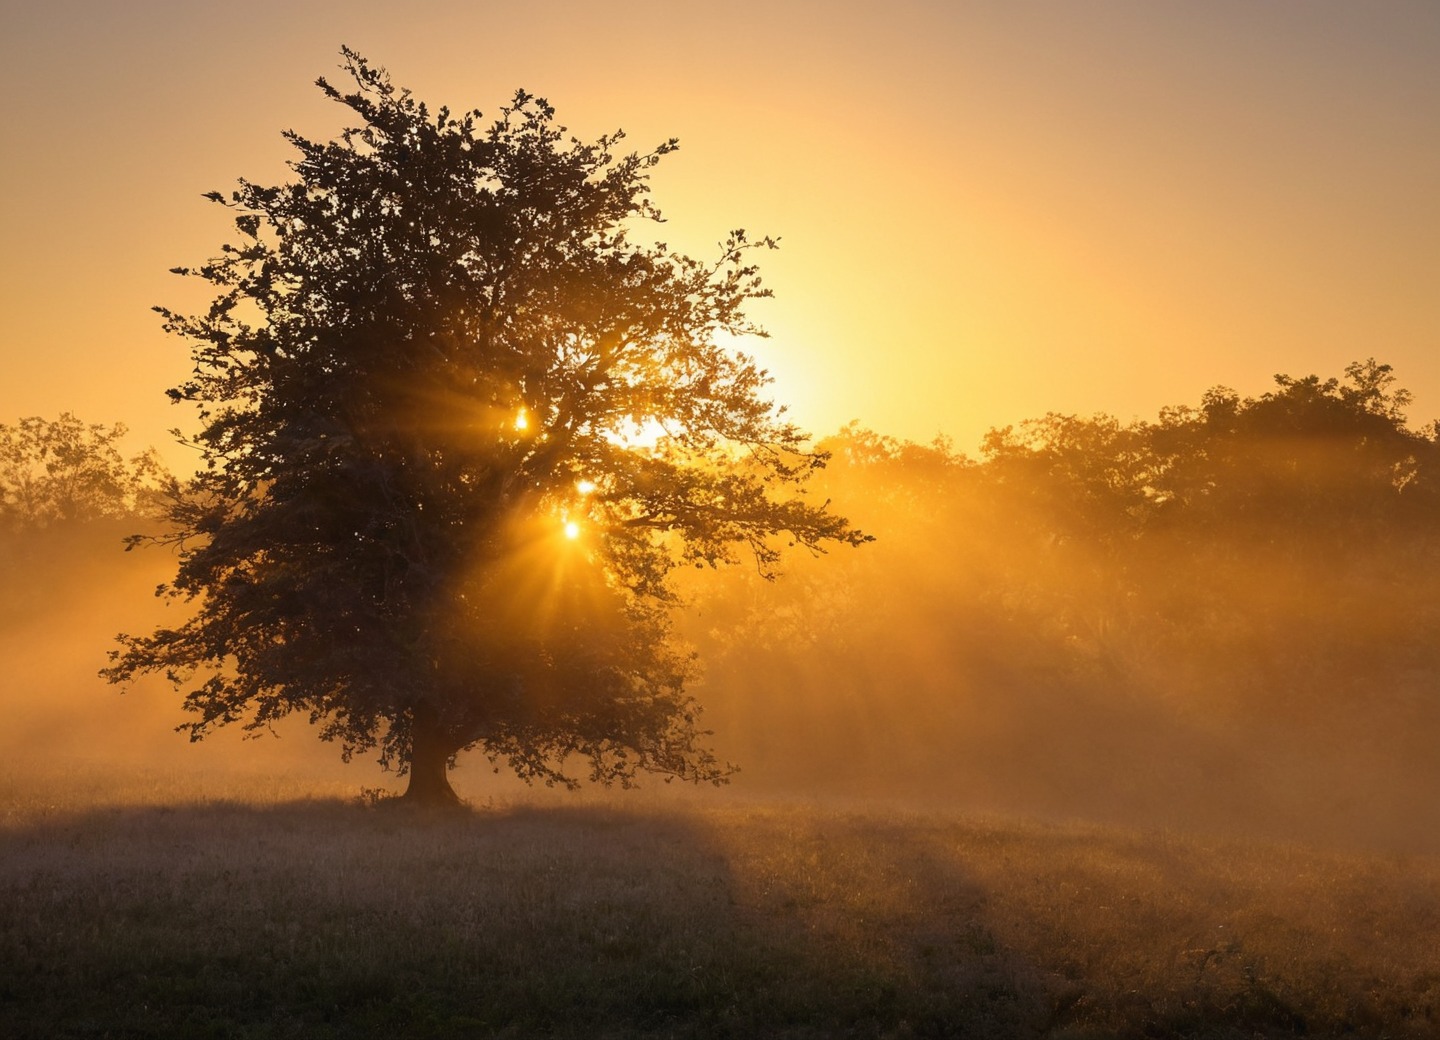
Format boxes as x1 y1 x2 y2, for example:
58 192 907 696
1152 358 1437 538
969 359 1440 704
104 50 864 805
0 414 164 535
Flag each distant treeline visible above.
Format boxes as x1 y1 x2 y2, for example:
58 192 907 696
0 414 166 535
7 361 1440 838
686 360 1440 835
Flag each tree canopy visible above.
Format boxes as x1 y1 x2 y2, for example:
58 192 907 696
678 360 1440 828
0 414 164 535
104 49 864 804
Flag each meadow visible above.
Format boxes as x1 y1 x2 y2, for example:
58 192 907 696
3 768 1438 1039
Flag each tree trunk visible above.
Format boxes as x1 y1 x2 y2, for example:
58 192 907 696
402 702 464 808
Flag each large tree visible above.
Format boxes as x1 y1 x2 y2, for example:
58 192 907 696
105 50 864 805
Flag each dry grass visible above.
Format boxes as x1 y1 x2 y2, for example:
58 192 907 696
3 769 1439 1038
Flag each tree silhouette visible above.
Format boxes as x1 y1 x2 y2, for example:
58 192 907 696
104 50 864 805
0 414 164 534
681 364 1440 809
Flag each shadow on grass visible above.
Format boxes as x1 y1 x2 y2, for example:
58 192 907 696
0 796 1399 1038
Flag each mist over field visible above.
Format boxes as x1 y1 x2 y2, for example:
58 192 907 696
684 423 1440 852
6 372 1440 1039
5 365 1439 856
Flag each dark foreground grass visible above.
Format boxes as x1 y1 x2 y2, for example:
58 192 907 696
2 781 1438 1039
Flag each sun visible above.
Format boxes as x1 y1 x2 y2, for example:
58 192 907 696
563 520 581 540
606 415 668 450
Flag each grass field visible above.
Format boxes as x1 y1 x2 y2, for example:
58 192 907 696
3 769 1438 1038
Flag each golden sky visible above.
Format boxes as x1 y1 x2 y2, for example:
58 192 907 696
2 1 1436 460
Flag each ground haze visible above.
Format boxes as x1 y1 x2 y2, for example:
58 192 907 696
3 771 1438 1038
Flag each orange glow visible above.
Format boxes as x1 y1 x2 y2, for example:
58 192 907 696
5 6 1436 465
514 408 530 432
563 519 581 540
607 417 668 451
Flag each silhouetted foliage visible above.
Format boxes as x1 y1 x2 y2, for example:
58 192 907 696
0 414 165 534
684 361 1440 828
0 415 170 635
104 49 864 805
